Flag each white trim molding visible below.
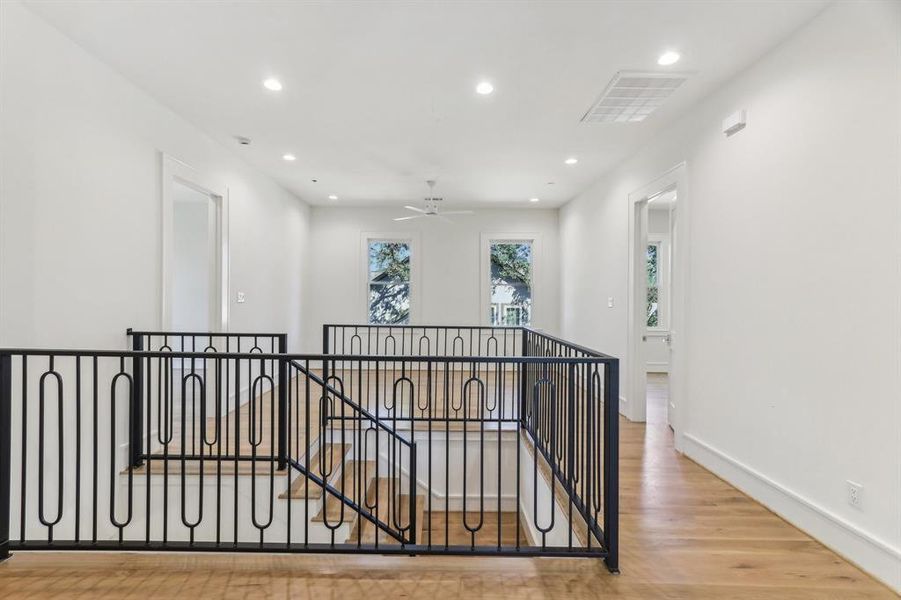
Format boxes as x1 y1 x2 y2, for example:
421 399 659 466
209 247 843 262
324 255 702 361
683 433 901 593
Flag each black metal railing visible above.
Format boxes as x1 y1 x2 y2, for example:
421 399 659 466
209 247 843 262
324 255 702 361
322 324 619 570
125 330 289 470
0 325 618 571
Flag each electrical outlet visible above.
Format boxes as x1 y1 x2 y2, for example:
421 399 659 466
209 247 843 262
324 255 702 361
236 291 246 304
847 480 863 508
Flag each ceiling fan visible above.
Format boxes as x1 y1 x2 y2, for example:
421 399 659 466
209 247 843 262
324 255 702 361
393 180 473 223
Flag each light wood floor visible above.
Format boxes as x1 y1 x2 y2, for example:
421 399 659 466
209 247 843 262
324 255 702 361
1 373 894 598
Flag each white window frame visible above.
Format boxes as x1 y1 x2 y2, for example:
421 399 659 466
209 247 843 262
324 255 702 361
480 233 540 328
361 232 421 325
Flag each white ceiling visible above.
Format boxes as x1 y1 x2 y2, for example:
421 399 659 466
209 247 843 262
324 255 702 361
24 0 826 208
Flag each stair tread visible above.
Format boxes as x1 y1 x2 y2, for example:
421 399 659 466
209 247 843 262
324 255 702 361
279 442 351 500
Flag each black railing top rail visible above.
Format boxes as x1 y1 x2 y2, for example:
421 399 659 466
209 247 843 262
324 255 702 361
323 323 521 331
0 348 615 363
323 324 617 361
522 328 615 360
127 328 287 338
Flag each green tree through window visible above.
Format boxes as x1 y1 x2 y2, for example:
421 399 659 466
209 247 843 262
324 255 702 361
647 243 659 328
490 242 532 326
369 241 410 324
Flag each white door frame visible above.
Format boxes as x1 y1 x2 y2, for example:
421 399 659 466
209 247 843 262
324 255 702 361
626 162 688 451
160 152 230 332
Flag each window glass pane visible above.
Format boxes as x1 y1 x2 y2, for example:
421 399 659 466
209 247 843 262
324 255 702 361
369 283 410 324
368 241 411 324
489 241 532 326
369 241 410 284
646 243 659 328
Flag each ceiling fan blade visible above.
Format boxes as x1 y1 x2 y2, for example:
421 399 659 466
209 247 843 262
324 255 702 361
393 215 423 221
441 210 474 215
404 205 427 213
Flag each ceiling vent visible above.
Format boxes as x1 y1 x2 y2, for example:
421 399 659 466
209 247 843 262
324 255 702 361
581 71 690 123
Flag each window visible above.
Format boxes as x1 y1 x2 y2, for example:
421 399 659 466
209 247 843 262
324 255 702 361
646 242 660 328
489 241 532 326
368 240 411 324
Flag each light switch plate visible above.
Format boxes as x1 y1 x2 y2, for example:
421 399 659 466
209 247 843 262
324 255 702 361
607 297 614 308
237 292 246 304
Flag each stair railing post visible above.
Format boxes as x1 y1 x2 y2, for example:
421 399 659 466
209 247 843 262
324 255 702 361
321 325 330 429
321 325 330 384
277 333 288 471
0 352 12 562
130 331 144 468
519 328 529 431
602 358 619 573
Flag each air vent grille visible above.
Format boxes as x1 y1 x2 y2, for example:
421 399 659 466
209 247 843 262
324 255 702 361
581 71 689 123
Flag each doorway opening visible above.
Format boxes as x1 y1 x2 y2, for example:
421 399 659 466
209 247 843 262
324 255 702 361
644 189 675 429
171 180 220 332
626 163 686 450
160 153 229 335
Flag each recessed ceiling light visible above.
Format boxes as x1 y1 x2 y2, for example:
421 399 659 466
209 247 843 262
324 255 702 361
529 197 540 203
657 51 680 66
328 194 338 200
282 153 296 161
263 78 283 91
564 157 578 165
476 81 494 95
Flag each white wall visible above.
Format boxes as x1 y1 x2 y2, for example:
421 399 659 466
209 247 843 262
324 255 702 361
647 208 670 236
560 1 901 589
0 1 311 352
304 207 560 351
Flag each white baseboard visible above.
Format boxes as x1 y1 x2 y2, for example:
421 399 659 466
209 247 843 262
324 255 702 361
683 433 901 593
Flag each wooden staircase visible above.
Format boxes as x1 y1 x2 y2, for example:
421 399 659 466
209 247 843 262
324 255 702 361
348 478 425 544
280 438 424 545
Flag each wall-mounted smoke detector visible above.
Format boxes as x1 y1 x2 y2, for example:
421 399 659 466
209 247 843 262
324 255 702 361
581 71 690 123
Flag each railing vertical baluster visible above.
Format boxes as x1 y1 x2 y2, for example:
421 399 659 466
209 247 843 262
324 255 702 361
20 356 27 545
567 361 576 550
0 353 11 562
